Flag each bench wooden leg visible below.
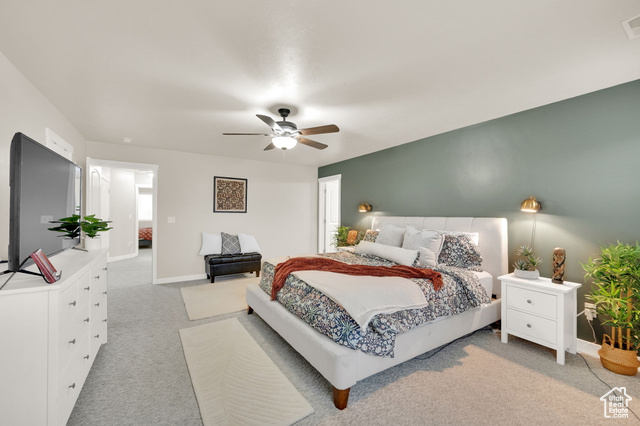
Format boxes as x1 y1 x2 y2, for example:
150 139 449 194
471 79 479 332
256 270 260 278
332 386 350 410
247 306 254 315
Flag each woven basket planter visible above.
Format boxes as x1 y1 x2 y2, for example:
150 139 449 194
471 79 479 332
598 334 640 376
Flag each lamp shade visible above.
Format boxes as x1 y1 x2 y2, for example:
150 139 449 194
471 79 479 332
272 136 297 150
520 196 541 213
358 203 372 212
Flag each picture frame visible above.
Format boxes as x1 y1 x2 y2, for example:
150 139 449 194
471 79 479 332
30 249 61 283
213 176 247 213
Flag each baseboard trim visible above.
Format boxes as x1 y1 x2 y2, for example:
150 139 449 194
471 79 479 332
108 253 137 263
577 338 640 371
153 273 207 285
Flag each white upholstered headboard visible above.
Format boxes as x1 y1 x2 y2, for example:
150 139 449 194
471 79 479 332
370 216 508 297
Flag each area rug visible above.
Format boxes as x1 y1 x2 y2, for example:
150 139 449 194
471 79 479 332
181 277 259 320
179 318 314 425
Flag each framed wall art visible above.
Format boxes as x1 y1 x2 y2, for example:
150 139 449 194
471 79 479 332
213 176 247 213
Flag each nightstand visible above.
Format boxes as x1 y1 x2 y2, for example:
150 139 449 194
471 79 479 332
498 274 581 365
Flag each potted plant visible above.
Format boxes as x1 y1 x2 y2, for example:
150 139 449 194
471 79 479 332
49 214 112 250
583 241 640 375
332 226 362 250
513 245 542 279
81 214 113 250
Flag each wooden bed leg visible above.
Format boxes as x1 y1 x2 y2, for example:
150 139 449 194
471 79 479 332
332 387 350 410
247 306 254 315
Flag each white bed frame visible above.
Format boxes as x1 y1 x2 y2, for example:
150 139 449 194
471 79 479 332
246 217 508 409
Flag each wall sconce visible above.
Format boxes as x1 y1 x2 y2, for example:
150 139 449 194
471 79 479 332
358 202 372 212
520 196 542 213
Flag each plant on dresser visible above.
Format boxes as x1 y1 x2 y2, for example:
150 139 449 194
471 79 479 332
513 245 543 279
582 241 640 375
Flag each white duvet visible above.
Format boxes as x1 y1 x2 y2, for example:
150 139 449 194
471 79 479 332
292 270 428 332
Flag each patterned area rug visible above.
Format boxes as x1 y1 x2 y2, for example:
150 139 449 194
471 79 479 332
179 318 314 425
180 277 258 320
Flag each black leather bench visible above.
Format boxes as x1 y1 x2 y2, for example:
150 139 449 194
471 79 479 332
204 252 262 283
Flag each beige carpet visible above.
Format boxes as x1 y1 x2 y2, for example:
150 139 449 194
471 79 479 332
181 277 258 320
179 318 314 425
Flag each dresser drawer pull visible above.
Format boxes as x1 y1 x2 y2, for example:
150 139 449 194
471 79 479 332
84 354 90 360
69 383 76 389
85 286 90 291
527 324 532 328
69 338 76 345
103 319 107 322
103 291 108 295
527 300 532 304
69 301 77 307
84 318 90 323
94 275 100 280
95 302 100 307
103 267 107 271
94 334 100 339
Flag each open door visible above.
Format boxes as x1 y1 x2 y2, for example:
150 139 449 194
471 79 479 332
318 175 341 253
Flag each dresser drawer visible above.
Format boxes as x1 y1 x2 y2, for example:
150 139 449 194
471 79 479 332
59 300 91 372
59 332 92 424
506 308 557 345
59 283 80 326
506 286 557 319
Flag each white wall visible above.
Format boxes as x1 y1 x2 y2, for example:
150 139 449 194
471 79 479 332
108 169 137 259
0 52 87 260
86 141 318 282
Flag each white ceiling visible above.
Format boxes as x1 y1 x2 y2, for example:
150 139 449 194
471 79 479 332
1 1 639 167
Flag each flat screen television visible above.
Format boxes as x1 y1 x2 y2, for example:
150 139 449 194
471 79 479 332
7 132 82 272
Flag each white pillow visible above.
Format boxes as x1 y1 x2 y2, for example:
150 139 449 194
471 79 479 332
238 233 261 253
402 226 444 267
375 224 405 247
356 241 419 266
198 232 222 256
436 230 479 245
417 247 439 267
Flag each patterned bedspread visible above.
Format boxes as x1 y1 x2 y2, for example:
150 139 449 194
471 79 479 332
138 227 152 241
259 252 490 357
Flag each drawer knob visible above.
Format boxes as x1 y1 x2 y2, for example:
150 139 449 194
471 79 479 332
84 286 90 291
103 291 108 295
84 317 90 323
84 354 90 360
95 302 100 307
69 338 76 345
94 334 100 339
69 383 76 389
94 275 100 279
69 301 77 307
527 299 532 304
103 267 107 271
103 319 107 322
527 324 532 328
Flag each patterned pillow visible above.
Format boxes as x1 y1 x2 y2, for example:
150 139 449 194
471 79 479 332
221 232 241 255
363 229 379 243
437 234 483 271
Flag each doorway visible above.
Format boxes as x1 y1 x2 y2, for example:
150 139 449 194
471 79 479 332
86 158 159 285
318 175 341 253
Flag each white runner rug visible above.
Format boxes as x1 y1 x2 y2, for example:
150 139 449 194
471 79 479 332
179 318 314 425
181 278 258 320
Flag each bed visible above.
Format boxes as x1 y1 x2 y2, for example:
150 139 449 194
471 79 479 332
245 216 508 409
138 227 152 248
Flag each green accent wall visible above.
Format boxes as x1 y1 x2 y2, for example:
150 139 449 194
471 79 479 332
319 79 640 344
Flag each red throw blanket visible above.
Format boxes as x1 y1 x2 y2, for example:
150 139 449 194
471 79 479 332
271 257 443 300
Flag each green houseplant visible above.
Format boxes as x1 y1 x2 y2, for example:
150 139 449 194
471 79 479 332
513 245 543 279
332 226 362 249
49 214 112 249
81 214 113 238
583 241 640 375
48 214 82 239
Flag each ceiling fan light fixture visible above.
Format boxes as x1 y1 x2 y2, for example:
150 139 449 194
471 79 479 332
272 136 297 150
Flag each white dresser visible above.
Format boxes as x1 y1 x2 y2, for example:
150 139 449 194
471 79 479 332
499 273 581 365
0 249 108 425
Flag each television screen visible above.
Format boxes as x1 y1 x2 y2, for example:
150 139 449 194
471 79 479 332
8 133 82 272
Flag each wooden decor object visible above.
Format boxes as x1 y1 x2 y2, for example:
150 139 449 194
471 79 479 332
346 230 358 245
552 247 565 284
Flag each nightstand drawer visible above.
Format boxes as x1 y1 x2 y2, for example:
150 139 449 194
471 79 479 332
506 286 557 319
506 308 557 345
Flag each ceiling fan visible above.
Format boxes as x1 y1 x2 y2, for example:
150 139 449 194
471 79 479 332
223 108 339 151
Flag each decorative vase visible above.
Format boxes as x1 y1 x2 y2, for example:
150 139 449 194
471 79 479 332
514 268 540 279
552 247 566 283
84 237 102 251
598 334 640 376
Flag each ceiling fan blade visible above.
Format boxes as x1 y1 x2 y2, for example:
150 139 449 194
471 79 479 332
298 124 339 136
256 114 283 132
297 137 328 150
223 132 270 136
263 142 276 151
